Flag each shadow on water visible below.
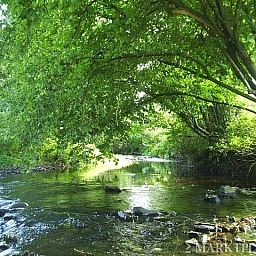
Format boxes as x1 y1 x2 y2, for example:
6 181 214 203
0 161 256 255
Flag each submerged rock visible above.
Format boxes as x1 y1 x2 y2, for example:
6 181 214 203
133 207 159 217
0 209 9 217
105 186 122 193
0 197 30 256
117 207 173 222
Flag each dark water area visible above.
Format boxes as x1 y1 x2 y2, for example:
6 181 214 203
0 161 256 255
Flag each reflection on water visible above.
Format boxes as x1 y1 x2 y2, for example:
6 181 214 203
0 161 255 255
129 186 154 209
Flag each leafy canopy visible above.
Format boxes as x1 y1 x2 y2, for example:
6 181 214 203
0 0 256 153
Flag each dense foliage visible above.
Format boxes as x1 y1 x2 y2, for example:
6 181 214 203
0 1 256 173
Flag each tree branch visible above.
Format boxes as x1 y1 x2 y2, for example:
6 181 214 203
160 59 256 103
233 0 241 38
225 51 256 93
141 91 256 115
107 50 256 104
178 112 211 138
166 6 215 31
162 1 256 95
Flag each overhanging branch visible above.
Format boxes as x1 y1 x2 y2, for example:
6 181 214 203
141 91 256 115
160 59 256 104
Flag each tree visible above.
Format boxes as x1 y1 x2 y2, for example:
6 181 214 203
162 0 256 97
0 0 255 158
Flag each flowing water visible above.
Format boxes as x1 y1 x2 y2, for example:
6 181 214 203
0 161 256 255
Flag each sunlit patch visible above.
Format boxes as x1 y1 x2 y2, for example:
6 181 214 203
78 155 135 180
128 185 155 209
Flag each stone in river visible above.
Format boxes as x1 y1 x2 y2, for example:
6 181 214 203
204 193 221 203
0 241 9 252
105 186 122 193
185 238 199 247
188 231 202 239
194 223 222 233
9 202 28 209
3 214 16 221
249 243 256 252
117 211 131 221
132 207 159 217
234 235 244 243
0 209 9 217
218 185 238 198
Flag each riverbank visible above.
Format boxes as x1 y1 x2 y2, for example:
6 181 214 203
0 155 172 180
0 156 131 180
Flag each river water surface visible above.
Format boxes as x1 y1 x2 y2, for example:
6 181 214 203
0 161 256 255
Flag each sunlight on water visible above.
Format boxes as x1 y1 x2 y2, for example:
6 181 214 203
128 186 153 209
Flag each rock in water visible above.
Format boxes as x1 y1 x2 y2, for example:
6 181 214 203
218 185 237 198
117 210 125 219
3 214 16 221
249 243 256 252
188 231 202 238
194 223 221 233
9 201 28 209
0 242 9 251
185 238 199 247
0 209 9 217
117 211 130 221
105 186 122 193
204 193 221 203
234 235 244 243
132 207 159 216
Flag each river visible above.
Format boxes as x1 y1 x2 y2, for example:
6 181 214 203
0 160 255 255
